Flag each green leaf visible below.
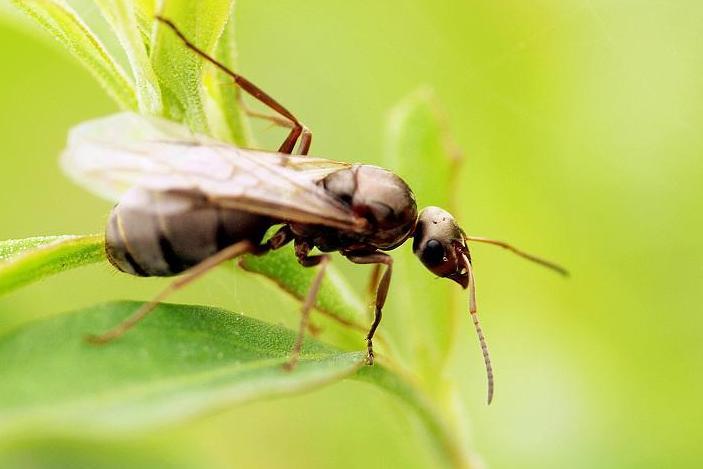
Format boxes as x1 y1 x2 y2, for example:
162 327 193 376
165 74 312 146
0 302 466 466
132 0 157 43
150 0 236 134
0 301 365 434
93 0 162 114
0 301 471 467
206 5 252 146
383 88 463 382
238 246 368 333
11 0 137 110
0 235 104 297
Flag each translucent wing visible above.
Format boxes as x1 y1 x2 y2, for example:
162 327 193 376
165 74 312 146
61 113 367 231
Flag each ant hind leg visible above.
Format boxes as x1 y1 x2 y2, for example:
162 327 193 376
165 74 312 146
156 16 311 155
86 240 258 344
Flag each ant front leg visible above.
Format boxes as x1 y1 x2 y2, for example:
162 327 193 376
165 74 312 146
283 240 330 370
365 264 382 322
346 252 393 365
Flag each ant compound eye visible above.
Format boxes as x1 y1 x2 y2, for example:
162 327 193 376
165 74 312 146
422 239 446 267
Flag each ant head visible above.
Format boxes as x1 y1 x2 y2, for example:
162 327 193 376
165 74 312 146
412 206 469 288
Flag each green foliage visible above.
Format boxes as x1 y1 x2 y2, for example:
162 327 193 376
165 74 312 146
240 246 367 332
0 301 468 467
0 235 104 296
150 0 236 137
3 1 702 467
4 2 477 467
93 0 161 114
0 302 365 433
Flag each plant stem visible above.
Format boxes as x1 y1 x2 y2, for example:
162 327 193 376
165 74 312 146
355 365 478 468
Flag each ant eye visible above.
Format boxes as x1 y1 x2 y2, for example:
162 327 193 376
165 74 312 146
422 239 445 267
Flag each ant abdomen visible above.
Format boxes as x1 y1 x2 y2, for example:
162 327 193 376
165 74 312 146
105 187 271 276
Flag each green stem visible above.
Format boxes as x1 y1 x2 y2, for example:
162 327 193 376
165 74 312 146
355 365 476 468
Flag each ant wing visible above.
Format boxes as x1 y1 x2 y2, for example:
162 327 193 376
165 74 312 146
62 113 367 232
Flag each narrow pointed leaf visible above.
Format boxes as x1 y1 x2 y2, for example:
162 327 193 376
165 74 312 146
150 0 235 134
132 0 157 49
93 0 162 114
206 4 252 146
0 235 104 296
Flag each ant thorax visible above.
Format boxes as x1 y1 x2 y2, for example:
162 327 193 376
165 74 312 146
290 165 418 252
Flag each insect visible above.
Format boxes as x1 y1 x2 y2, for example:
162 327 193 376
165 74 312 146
62 17 567 404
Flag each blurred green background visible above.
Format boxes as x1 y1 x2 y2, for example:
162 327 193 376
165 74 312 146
1 1 702 467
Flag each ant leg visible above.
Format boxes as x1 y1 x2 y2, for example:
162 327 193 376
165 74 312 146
346 252 393 365
298 127 312 156
156 16 311 155
264 225 295 250
365 264 382 321
274 125 312 156
86 240 258 344
464 235 568 276
238 227 322 337
243 106 294 129
283 240 330 370
239 102 311 155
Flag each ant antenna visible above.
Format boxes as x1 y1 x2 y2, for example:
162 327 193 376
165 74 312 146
463 253 494 405
465 235 569 276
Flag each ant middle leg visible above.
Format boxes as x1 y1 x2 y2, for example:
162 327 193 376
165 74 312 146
156 16 311 155
283 240 331 370
365 264 382 322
